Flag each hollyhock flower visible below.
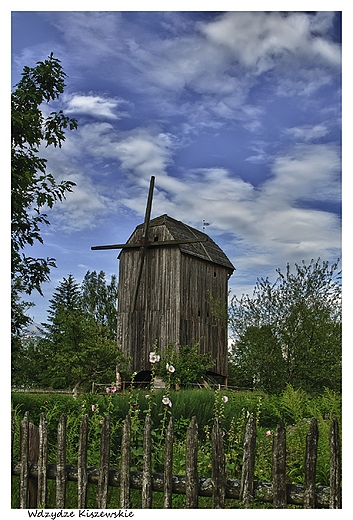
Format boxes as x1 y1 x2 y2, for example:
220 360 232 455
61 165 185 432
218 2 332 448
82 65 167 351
91 405 95 412
111 386 117 393
266 430 271 437
162 396 172 407
149 352 160 363
222 396 228 403
166 363 175 373
106 387 110 393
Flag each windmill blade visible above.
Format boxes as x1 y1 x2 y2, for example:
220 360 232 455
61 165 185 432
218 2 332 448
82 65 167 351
131 247 146 312
140 175 155 243
91 243 141 250
131 176 155 311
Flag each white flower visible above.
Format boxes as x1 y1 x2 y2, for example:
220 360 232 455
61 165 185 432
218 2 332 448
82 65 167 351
166 363 175 373
162 396 172 407
222 396 228 403
149 352 160 363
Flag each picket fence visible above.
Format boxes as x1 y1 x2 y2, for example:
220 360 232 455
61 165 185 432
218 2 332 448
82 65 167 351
11 411 341 509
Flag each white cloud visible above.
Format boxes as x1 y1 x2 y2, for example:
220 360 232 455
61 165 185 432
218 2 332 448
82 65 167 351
113 130 174 180
285 124 329 142
64 93 129 120
198 12 341 74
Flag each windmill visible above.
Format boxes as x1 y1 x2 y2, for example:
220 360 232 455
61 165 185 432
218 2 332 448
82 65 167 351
92 176 207 312
92 176 235 383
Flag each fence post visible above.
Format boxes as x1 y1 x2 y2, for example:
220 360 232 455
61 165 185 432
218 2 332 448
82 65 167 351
78 414 89 509
28 422 40 508
211 418 225 508
19 412 29 508
56 414 67 508
11 411 15 466
329 418 341 509
272 419 287 508
37 413 48 508
303 418 318 508
142 415 152 508
185 416 198 508
96 415 110 509
164 416 174 509
240 416 257 507
120 414 131 509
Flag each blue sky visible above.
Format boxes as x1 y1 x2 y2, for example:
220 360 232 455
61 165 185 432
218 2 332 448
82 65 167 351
11 8 342 327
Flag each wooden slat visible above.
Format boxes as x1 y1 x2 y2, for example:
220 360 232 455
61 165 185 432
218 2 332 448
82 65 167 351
185 416 198 508
142 415 152 508
164 417 174 508
11 411 15 465
96 415 110 509
272 419 287 508
19 411 29 508
211 417 225 508
329 418 341 509
78 414 89 508
37 413 48 508
28 422 40 508
303 418 318 508
240 416 256 507
56 414 67 508
120 415 131 508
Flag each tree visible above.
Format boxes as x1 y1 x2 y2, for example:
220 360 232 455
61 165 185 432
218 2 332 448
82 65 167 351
11 53 77 337
228 258 341 394
15 273 128 391
80 270 119 340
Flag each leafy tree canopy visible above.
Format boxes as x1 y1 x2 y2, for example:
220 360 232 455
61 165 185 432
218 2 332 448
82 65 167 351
11 53 77 336
228 258 341 394
12 272 127 391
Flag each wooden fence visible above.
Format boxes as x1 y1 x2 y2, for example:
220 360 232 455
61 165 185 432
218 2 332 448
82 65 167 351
11 411 341 509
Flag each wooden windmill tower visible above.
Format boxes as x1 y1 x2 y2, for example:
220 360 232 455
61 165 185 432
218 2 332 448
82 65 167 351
92 176 235 384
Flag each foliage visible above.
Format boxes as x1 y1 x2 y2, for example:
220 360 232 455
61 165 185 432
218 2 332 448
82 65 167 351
11 53 77 337
158 343 215 387
13 273 128 390
81 270 119 340
228 258 342 394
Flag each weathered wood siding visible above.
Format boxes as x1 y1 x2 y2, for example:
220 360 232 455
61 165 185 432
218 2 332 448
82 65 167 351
117 223 181 372
179 254 229 377
117 222 230 377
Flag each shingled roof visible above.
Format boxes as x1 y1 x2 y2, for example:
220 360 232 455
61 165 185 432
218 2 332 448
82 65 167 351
133 214 235 272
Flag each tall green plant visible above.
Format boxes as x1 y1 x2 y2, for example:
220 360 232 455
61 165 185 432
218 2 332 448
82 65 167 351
229 258 341 394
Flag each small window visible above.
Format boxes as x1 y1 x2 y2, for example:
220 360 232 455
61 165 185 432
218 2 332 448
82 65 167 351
214 271 217 277
154 236 159 242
